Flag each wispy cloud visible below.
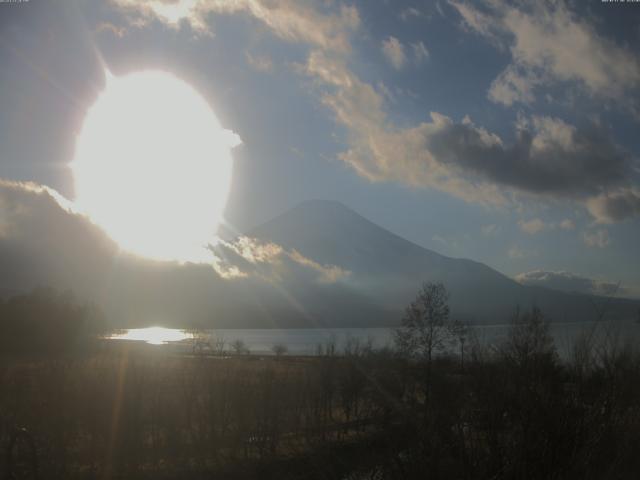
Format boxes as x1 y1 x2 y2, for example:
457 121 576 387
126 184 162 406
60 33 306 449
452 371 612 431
381 36 406 70
508 245 533 259
518 217 576 235
245 52 274 73
481 224 499 237
518 218 545 235
449 0 640 112
399 7 424 22
95 22 126 38
212 236 350 284
583 229 610 248
412 41 429 64
288 250 349 283
559 219 575 231
111 0 360 53
516 270 623 297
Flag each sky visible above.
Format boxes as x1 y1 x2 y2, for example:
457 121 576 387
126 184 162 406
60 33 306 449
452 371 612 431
1 0 640 298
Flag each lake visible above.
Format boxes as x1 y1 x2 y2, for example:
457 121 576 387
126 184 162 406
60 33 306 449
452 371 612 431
108 320 640 358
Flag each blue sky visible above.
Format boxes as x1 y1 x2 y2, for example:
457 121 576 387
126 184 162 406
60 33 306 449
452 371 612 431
1 0 640 297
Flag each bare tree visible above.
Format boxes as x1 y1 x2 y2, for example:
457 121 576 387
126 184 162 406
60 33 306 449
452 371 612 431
231 339 249 356
212 336 226 356
394 282 454 367
272 343 288 357
500 306 556 369
449 319 470 370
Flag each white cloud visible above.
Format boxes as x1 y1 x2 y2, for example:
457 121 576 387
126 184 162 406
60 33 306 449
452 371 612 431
111 0 360 53
450 0 640 111
95 22 127 38
288 250 350 284
583 229 610 248
212 236 350 284
450 0 502 45
559 219 575 231
381 36 406 70
245 52 274 73
517 217 575 235
515 270 623 297
488 65 540 106
518 218 545 235
412 41 429 63
399 7 423 21
481 224 499 236
508 246 528 259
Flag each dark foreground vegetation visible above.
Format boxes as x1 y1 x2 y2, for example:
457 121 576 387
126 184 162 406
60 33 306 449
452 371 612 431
2 285 640 479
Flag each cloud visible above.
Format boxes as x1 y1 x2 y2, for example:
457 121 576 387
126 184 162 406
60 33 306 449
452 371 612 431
298 17 638 222
450 0 640 111
303 53 635 208
481 224 499 236
0 180 349 288
488 65 540 106
412 41 429 63
95 22 127 38
288 250 350 283
583 229 610 248
399 7 425 21
517 217 575 235
381 36 406 70
515 270 623 297
586 188 640 223
518 218 545 235
111 0 640 223
450 0 503 45
0 179 118 296
245 52 274 73
559 219 575 231
0 179 359 327
111 0 360 53
507 246 525 259
211 236 349 284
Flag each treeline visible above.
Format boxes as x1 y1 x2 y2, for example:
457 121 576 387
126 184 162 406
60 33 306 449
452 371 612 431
0 287 105 354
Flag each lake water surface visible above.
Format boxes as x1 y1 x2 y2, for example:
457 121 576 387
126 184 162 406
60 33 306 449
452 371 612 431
109 320 640 358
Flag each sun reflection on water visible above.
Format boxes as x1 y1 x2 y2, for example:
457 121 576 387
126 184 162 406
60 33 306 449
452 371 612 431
109 327 191 345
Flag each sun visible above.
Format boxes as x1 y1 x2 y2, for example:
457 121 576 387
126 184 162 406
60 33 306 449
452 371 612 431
72 70 240 262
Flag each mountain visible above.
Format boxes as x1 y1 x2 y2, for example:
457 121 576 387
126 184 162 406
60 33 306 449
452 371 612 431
249 200 639 324
2 183 637 328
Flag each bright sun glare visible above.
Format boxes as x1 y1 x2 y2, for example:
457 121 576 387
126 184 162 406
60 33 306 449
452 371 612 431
72 70 240 262
110 327 192 345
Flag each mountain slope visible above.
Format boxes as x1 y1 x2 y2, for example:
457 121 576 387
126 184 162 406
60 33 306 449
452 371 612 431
249 200 638 324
